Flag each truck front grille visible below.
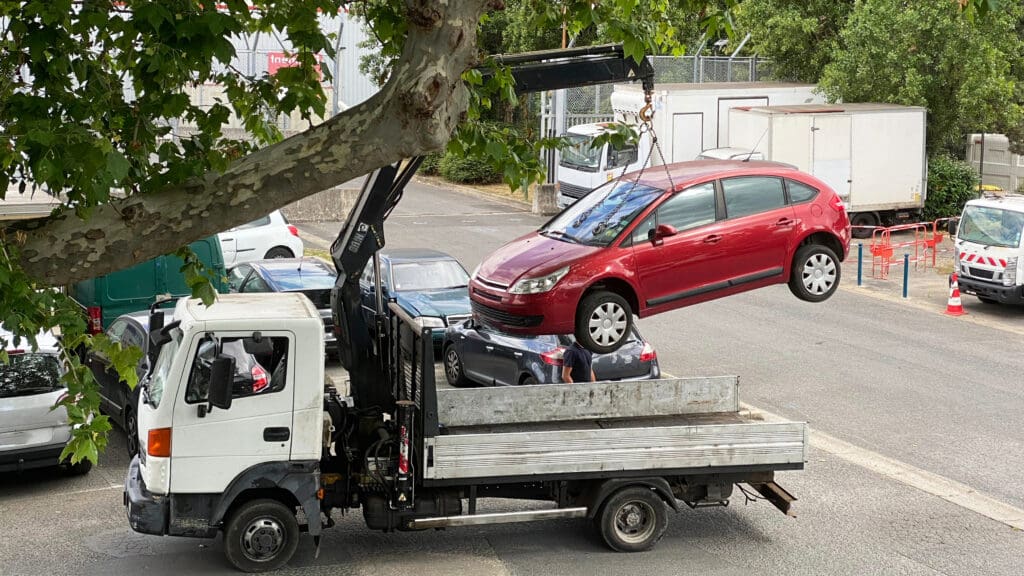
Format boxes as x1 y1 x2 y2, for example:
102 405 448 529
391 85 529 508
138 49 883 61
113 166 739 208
558 181 591 199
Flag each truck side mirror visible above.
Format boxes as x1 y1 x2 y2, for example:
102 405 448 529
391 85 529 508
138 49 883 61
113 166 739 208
947 219 958 237
208 355 235 411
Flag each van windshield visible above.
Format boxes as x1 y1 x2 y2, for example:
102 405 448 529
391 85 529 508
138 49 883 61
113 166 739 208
959 205 1024 249
559 134 602 172
147 327 181 408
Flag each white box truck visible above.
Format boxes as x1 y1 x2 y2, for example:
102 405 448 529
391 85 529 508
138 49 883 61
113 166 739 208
716 103 928 236
556 82 824 208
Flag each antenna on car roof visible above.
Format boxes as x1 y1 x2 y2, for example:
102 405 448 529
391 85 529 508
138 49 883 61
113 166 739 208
742 126 769 163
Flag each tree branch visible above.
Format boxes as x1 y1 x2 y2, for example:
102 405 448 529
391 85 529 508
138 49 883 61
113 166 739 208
14 0 490 287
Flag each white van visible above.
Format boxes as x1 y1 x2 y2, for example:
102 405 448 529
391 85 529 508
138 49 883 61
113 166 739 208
951 193 1024 305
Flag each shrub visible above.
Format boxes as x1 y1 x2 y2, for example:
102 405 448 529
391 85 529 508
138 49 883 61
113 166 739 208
438 152 502 184
419 152 443 175
925 155 978 220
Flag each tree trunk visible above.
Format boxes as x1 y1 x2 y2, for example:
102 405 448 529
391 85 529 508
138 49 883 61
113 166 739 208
13 0 491 287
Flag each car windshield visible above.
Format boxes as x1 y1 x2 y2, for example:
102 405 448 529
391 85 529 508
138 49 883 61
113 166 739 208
959 206 1024 249
559 133 602 171
0 353 62 398
391 261 469 292
147 327 181 408
265 266 336 291
542 181 663 247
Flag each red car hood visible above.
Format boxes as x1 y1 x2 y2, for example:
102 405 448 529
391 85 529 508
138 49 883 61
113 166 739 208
476 232 600 286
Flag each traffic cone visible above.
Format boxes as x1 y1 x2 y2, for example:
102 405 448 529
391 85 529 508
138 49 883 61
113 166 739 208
945 273 967 316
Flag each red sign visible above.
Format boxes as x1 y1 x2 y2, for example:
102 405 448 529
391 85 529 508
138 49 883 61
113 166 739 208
267 52 324 81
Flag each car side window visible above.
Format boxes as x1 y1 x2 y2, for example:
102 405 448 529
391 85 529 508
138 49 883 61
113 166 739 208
106 319 128 344
186 336 289 404
721 176 786 219
227 265 251 292
241 273 271 293
121 323 145 350
658 182 717 231
786 179 819 204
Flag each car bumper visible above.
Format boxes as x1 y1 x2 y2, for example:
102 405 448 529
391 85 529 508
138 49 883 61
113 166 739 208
957 277 1024 304
124 456 169 536
0 442 67 473
469 282 576 335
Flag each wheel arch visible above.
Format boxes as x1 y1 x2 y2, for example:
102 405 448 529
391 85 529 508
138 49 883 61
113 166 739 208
580 276 640 317
210 461 321 536
584 477 680 519
795 231 846 264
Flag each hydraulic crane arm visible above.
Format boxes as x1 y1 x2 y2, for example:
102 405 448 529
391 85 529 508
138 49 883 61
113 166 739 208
329 44 654 410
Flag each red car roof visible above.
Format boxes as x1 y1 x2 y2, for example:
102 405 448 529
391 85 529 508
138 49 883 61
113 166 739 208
631 160 800 192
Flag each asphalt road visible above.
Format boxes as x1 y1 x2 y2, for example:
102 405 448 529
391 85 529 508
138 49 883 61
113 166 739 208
3 179 1023 575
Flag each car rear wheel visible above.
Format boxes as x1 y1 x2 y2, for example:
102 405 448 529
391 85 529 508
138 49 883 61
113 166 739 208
264 246 293 259
576 290 634 354
520 375 538 386
789 244 841 303
61 458 93 476
443 344 470 388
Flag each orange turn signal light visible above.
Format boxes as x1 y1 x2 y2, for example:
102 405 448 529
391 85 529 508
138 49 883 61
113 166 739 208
147 428 172 458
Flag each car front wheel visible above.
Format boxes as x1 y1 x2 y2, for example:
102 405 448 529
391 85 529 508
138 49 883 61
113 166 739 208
443 344 470 388
576 290 634 354
789 244 841 303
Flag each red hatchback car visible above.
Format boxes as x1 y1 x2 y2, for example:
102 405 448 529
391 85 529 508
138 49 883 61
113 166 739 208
469 160 851 353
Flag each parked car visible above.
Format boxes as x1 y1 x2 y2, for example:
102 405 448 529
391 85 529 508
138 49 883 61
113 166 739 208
227 258 338 355
359 249 472 347
86 312 149 457
470 160 851 353
218 210 304 267
0 326 91 475
69 235 228 333
442 319 659 388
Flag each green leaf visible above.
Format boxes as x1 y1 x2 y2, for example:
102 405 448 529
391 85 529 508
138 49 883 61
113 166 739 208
105 151 131 182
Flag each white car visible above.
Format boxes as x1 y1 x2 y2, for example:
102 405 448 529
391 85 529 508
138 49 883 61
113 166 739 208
218 210 304 267
0 327 91 475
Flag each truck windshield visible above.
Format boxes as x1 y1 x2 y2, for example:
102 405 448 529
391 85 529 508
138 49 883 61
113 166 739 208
147 327 181 408
559 134 602 172
959 205 1024 249
542 180 662 247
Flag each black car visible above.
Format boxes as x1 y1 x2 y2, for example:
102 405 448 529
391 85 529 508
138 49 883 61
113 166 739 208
442 318 659 387
227 258 338 355
87 312 150 457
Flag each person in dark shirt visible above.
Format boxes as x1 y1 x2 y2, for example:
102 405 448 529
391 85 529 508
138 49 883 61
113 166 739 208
561 340 596 383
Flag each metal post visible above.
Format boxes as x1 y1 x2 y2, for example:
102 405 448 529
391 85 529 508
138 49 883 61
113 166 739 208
857 243 863 286
902 254 909 298
978 133 986 196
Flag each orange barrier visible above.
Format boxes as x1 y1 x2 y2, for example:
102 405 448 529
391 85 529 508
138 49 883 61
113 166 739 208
866 218 957 280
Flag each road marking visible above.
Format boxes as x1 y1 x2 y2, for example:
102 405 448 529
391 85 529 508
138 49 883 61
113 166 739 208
57 484 124 497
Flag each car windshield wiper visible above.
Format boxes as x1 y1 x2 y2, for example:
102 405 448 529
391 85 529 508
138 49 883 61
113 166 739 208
544 230 583 244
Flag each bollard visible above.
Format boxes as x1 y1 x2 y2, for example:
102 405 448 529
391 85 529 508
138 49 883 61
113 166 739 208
857 243 863 286
902 253 909 298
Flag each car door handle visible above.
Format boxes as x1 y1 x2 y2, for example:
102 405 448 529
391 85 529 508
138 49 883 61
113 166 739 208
485 345 494 352
703 234 722 244
221 237 233 242
513 352 523 357
774 218 794 227
263 427 290 442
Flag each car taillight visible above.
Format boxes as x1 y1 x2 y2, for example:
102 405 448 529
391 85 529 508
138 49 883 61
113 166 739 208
541 347 565 366
251 364 269 393
87 306 103 334
287 224 299 237
148 428 172 458
640 342 657 363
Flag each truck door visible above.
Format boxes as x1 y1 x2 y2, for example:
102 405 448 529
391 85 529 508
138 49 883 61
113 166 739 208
169 331 295 493
812 114 852 199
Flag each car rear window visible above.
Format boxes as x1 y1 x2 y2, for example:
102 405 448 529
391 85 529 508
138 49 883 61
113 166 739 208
786 179 819 204
0 353 62 398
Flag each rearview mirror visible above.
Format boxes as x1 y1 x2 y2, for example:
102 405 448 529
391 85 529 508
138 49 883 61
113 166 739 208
648 223 679 244
947 219 958 237
208 354 235 411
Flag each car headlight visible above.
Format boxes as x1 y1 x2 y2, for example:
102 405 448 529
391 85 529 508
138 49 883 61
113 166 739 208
509 266 570 295
411 316 446 332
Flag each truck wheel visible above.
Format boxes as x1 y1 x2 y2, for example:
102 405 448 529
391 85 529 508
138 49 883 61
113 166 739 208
850 213 878 239
788 244 840 303
443 344 470 388
597 486 667 552
224 499 299 573
576 290 633 354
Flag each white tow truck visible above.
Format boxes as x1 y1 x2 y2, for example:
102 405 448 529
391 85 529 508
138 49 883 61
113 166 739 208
123 45 810 572
950 193 1024 305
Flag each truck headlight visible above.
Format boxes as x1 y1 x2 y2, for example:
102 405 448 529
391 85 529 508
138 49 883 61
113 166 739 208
412 316 446 331
509 266 570 295
1003 256 1018 287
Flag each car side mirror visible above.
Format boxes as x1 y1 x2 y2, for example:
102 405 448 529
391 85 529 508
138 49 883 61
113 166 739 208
208 354 235 411
648 224 679 244
947 219 958 237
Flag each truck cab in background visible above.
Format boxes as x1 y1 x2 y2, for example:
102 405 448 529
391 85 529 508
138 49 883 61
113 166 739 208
950 193 1024 305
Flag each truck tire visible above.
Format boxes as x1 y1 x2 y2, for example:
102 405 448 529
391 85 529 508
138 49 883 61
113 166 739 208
224 499 299 573
596 486 667 552
788 244 841 303
850 213 878 239
576 290 633 354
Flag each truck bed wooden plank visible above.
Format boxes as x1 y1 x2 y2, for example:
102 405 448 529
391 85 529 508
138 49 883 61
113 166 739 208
436 376 739 428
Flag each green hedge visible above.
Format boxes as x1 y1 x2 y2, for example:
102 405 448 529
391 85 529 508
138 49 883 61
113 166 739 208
419 152 443 175
925 155 978 220
438 152 502 184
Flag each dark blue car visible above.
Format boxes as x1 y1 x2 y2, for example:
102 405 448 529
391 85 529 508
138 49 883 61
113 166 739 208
227 258 338 354
359 249 472 347
442 318 660 387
